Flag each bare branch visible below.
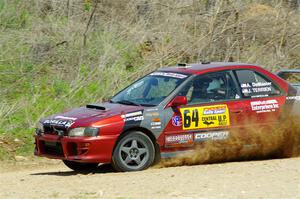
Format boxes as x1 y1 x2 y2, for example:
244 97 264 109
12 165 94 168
83 0 99 46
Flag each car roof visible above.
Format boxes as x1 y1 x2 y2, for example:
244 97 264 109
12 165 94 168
159 62 259 75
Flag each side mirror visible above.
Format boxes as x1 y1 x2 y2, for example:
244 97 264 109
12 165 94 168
168 96 187 107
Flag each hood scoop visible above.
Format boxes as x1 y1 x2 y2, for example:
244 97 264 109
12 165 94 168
86 104 106 110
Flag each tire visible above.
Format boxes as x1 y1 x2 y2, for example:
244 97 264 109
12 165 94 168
62 160 98 171
112 131 155 172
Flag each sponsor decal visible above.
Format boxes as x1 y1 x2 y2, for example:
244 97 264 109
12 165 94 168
287 96 300 101
122 111 143 118
151 120 161 129
251 94 269 98
180 105 230 130
250 99 279 113
194 131 229 142
54 116 77 120
43 119 74 128
151 122 161 126
124 116 144 122
152 118 161 122
145 108 158 112
203 107 226 115
172 116 182 127
151 126 161 129
165 134 193 147
145 112 160 117
150 72 187 79
121 111 144 122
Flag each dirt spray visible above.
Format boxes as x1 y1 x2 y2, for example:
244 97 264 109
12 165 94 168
156 117 300 168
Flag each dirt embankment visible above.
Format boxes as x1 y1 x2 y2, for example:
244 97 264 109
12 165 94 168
0 157 300 199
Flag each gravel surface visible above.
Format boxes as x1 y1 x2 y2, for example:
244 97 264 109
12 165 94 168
0 157 300 199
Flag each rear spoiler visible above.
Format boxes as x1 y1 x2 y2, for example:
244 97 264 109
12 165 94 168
277 70 300 86
277 69 300 78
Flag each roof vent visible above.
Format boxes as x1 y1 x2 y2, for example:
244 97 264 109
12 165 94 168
177 63 187 67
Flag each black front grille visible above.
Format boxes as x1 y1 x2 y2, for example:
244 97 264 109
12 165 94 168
43 125 68 136
43 141 64 157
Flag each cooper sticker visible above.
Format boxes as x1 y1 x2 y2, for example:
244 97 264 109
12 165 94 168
194 131 229 142
172 116 182 127
250 100 279 113
150 72 187 79
180 105 230 130
165 134 193 147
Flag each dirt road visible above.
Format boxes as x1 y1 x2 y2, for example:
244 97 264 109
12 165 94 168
0 157 300 199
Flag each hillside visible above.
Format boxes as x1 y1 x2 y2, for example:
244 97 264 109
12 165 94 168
0 0 300 159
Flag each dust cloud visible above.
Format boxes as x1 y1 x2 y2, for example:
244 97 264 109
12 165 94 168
156 117 300 168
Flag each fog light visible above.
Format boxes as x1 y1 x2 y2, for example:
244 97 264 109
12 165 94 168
79 142 90 148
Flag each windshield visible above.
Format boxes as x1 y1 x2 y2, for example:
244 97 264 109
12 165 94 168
111 72 188 106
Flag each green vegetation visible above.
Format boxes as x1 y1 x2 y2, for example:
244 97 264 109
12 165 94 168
0 0 300 160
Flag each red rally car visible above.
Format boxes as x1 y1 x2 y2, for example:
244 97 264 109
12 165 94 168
34 62 300 172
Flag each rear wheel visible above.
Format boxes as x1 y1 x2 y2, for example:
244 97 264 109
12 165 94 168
62 160 98 171
112 131 155 172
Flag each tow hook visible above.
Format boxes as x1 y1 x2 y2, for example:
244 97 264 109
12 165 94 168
35 128 43 136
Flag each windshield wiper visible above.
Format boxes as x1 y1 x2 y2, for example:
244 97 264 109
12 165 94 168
114 100 140 106
139 103 156 107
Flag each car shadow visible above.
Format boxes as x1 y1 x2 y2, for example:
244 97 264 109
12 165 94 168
30 163 115 176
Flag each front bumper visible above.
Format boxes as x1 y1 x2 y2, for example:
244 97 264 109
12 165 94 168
34 134 118 163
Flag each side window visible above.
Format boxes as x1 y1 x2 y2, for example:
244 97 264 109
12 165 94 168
178 71 239 104
235 70 281 98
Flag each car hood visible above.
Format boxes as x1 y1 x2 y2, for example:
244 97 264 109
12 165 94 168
40 102 145 127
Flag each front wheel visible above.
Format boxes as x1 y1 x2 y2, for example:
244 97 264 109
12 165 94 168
62 160 98 171
112 131 155 172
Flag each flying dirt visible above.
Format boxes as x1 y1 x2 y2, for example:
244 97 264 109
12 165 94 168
157 117 300 168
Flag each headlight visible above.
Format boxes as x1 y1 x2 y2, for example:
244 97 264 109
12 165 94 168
68 127 99 137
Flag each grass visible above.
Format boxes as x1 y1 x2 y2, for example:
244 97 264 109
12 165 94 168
0 0 300 160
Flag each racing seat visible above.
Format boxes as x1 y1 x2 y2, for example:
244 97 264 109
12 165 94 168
207 78 226 100
190 78 211 103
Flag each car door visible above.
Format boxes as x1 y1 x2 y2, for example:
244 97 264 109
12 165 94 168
162 70 251 149
233 69 286 128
